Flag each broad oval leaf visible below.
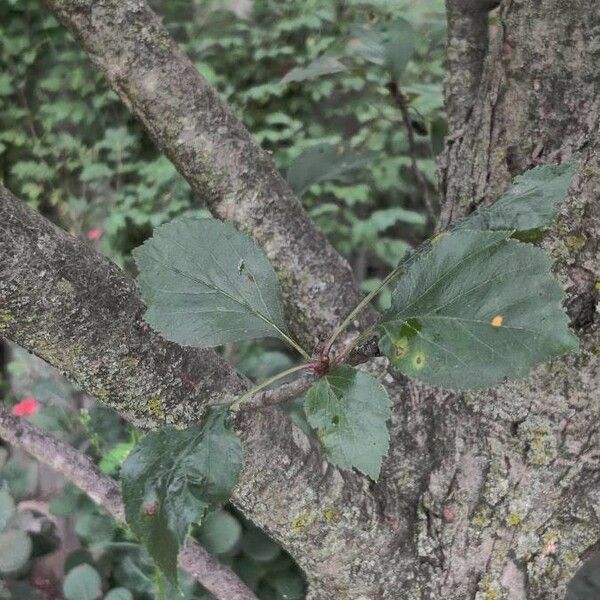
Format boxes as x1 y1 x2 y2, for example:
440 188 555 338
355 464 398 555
454 162 576 233
121 408 242 582
133 218 289 347
197 509 242 556
379 230 578 389
63 564 102 600
304 366 391 480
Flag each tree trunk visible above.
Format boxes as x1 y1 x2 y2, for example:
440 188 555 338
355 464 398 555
403 1 599 598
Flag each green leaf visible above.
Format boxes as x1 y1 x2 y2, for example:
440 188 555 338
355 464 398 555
241 526 281 563
0 487 15 532
348 18 416 81
384 18 417 82
286 144 373 196
197 509 242 555
104 589 133 600
99 441 134 475
63 564 102 600
133 218 289 347
304 366 391 480
0 529 32 574
121 408 242 582
265 571 305 600
379 230 578 389
75 512 116 543
455 163 577 233
281 56 346 84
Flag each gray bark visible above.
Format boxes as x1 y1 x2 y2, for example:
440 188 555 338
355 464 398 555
0 0 598 598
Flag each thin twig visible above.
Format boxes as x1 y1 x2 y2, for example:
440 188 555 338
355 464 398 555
388 81 436 218
231 364 311 411
234 336 381 412
234 373 318 411
0 404 258 600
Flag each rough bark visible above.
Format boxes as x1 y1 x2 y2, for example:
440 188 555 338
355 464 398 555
419 0 600 597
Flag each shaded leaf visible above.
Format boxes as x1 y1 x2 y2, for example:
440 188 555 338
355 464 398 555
566 554 600 600
286 144 373 196
197 509 242 555
121 408 242 582
384 18 417 82
241 526 281 563
379 230 577 389
304 366 390 480
0 529 31 574
104 588 134 600
63 564 102 600
0 487 15 532
281 56 346 84
134 218 289 347
455 163 576 233
348 18 416 81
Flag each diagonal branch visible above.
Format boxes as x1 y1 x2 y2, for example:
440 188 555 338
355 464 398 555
0 403 258 600
43 0 368 349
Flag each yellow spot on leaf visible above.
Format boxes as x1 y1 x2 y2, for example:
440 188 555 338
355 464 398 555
412 352 426 369
490 315 503 328
394 337 409 359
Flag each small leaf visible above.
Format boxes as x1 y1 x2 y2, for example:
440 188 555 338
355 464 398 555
197 509 242 555
63 564 102 600
121 408 242 582
384 18 417 82
133 218 289 347
104 589 134 600
286 144 373 196
0 529 31 574
379 230 578 389
455 162 577 233
348 18 416 81
241 526 281 563
304 366 391 480
281 56 346 84
75 512 116 543
0 487 15 532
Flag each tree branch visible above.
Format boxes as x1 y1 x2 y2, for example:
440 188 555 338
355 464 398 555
43 0 368 349
0 183 245 429
0 403 258 600
0 186 394 596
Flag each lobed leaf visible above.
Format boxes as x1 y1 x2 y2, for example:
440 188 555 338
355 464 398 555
133 218 289 348
121 408 242 582
454 162 577 233
304 366 391 480
379 230 578 389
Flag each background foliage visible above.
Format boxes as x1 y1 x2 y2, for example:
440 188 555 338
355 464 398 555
0 0 445 597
